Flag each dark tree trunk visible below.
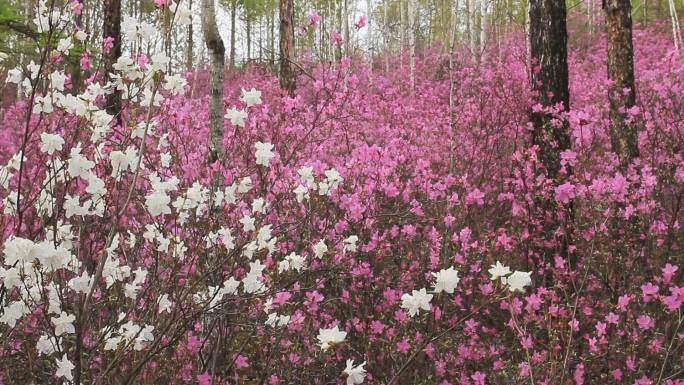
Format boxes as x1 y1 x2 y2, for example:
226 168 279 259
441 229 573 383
202 0 226 166
103 0 122 123
604 0 638 167
279 0 296 94
529 0 571 179
247 16 252 62
186 0 194 70
230 0 237 69
529 0 574 270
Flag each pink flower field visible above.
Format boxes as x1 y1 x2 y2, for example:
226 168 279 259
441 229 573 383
0 1 682 384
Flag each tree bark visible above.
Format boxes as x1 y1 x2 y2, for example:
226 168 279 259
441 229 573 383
202 0 226 165
186 0 194 70
604 0 639 167
279 0 296 94
408 0 416 92
230 0 237 69
529 0 571 178
103 0 122 123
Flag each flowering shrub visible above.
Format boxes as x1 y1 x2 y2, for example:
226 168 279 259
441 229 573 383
0 3 683 385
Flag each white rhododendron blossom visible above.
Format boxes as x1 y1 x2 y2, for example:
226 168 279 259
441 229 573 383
240 87 262 107
317 325 347 351
225 107 247 127
343 360 367 385
255 141 275 167
401 288 433 317
488 260 512 281
505 270 533 292
432 266 460 294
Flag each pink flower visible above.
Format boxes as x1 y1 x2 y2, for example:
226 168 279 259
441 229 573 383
354 15 367 29
574 363 584 385
554 182 576 204
641 282 659 302
662 263 678 283
396 338 410 353
636 314 654 330
197 373 211 385
466 188 485 206
471 371 486 385
154 0 170 7
308 12 321 28
234 354 249 369
330 31 343 46
103 36 115 54
80 49 92 70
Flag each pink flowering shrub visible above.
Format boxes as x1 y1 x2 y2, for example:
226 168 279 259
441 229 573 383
0 5 682 385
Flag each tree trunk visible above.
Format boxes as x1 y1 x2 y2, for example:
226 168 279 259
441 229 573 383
230 0 237 69
604 0 639 167
408 0 416 92
279 0 296 94
103 0 122 123
480 0 487 59
529 0 571 178
668 0 683 51
384 0 389 72
186 0 194 70
246 15 252 62
529 0 574 271
201 0 226 166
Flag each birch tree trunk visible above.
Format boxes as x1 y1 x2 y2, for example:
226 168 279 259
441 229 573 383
480 0 487 59
279 0 296 94
384 0 389 72
668 0 683 52
604 0 639 167
201 0 226 167
408 0 416 92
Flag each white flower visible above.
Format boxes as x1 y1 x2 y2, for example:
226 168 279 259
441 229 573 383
225 107 247 127
56 37 73 54
67 146 95 178
317 325 347 351
488 261 511 281
343 235 359 253
255 141 275 167
343 360 367 385
40 133 64 155
36 335 59 356
400 288 433 317
240 87 262 107
506 271 532 292
294 184 310 202
49 71 67 91
283 252 306 272
237 177 253 193
145 190 171 217
68 271 92 294
240 216 256 232
158 294 172 313
150 52 169 72
0 301 28 328
6 67 22 84
313 239 327 259
298 166 316 188
75 30 87 41
252 197 267 214
52 312 75 336
163 74 187 95
55 354 75 381
432 266 460 294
